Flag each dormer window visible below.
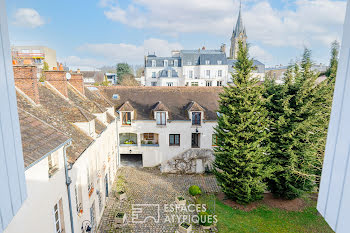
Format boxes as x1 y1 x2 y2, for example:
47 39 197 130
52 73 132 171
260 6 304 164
156 112 166 125
122 112 132 125
174 60 178 67
164 60 168 67
205 60 210 65
217 60 222 65
152 60 156 67
48 151 59 178
192 112 201 125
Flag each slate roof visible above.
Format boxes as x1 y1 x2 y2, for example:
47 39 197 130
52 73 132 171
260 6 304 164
159 67 179 78
232 5 247 38
228 59 265 73
145 56 181 68
18 108 70 168
180 50 227 66
100 86 223 121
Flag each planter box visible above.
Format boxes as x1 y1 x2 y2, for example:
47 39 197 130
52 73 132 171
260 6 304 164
119 192 127 201
115 213 126 224
178 223 192 233
175 197 186 205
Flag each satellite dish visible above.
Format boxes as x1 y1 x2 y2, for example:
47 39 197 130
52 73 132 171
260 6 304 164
66 73 71 80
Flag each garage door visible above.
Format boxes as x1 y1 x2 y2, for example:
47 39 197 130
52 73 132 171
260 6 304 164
120 154 143 168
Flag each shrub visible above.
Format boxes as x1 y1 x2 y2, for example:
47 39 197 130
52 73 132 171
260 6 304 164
189 185 202 196
198 211 213 226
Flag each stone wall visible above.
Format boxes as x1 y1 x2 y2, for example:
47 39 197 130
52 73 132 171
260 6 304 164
160 148 214 174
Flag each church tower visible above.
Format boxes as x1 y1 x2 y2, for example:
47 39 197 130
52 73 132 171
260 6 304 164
229 1 247 59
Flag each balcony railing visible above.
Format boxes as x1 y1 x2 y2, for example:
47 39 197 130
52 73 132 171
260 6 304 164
12 52 45 58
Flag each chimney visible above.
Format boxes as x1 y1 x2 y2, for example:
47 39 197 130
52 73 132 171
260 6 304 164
220 44 226 53
13 65 40 104
69 72 85 95
59 63 64 71
77 68 80 74
44 70 68 98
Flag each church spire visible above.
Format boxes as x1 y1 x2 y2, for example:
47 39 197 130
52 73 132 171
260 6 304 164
229 0 247 59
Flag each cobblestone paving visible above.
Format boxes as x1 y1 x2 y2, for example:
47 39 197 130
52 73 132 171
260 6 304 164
98 167 220 233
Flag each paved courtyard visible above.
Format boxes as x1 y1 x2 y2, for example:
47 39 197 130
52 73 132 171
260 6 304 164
98 167 220 232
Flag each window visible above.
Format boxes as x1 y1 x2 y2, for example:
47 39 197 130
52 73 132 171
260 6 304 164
48 152 59 177
90 202 96 231
187 61 192 66
217 81 222 86
189 70 193 79
218 70 222 77
164 60 168 67
112 94 119 99
205 60 210 65
152 60 156 67
167 82 173 86
151 82 157 86
122 112 131 125
168 70 172 77
212 134 218 146
192 112 201 125
191 82 199 86
143 133 154 140
87 167 94 196
206 81 212 86
156 112 166 125
75 184 83 215
217 60 222 65
206 70 210 77
192 133 200 148
152 72 156 78
174 60 178 67
169 134 180 146
53 199 65 233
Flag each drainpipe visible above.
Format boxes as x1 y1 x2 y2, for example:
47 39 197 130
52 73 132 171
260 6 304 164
116 111 121 168
63 141 75 233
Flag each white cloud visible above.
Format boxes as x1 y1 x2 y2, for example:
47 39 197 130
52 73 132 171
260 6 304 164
249 45 273 64
13 8 45 28
60 38 183 69
101 0 346 48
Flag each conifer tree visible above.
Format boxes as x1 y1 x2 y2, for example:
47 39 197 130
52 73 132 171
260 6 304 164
213 41 270 204
326 40 340 82
264 49 329 199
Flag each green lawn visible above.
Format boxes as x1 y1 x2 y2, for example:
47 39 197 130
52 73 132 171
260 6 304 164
198 195 333 233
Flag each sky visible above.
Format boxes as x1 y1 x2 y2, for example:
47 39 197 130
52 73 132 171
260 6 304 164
6 0 347 70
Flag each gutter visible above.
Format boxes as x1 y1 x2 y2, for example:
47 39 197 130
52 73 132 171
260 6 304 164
63 141 75 233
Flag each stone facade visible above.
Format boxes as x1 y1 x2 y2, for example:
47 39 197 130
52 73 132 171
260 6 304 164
13 65 40 104
161 148 214 174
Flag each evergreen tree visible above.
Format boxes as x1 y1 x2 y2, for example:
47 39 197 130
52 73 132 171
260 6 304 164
213 41 270 204
264 49 329 199
116 63 133 84
326 40 340 82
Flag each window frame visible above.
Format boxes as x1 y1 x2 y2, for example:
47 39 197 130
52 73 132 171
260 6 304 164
152 72 156 78
206 81 212 86
174 60 178 67
206 70 210 77
122 112 132 126
205 60 210 65
218 70 222 77
53 202 62 233
217 60 222 65
164 60 168 67
192 112 202 125
151 60 156 67
191 82 199 86
156 112 167 125
217 81 222 86
169 134 180 146
143 133 154 140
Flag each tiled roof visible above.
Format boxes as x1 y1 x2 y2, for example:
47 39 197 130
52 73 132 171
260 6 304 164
68 85 105 114
106 112 115 124
16 84 95 163
152 101 169 112
186 101 205 112
18 108 70 168
118 101 134 112
99 86 222 121
95 119 107 135
84 86 113 108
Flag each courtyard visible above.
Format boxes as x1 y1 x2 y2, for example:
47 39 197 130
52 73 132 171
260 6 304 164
98 167 220 232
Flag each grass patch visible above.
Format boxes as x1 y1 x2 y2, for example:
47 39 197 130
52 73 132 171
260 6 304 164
198 194 333 233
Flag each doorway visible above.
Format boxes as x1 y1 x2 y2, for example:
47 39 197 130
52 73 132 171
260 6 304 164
192 133 200 148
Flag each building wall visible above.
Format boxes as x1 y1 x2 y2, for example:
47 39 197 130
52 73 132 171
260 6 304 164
317 1 350 232
4 148 70 233
0 1 27 232
70 120 118 232
117 119 217 167
12 46 57 70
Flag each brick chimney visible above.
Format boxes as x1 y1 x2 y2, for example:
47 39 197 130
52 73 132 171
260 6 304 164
69 72 85 95
44 71 68 98
13 65 40 104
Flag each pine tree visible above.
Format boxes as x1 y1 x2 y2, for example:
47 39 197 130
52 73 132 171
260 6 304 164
264 49 328 199
326 40 339 82
213 41 270 204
